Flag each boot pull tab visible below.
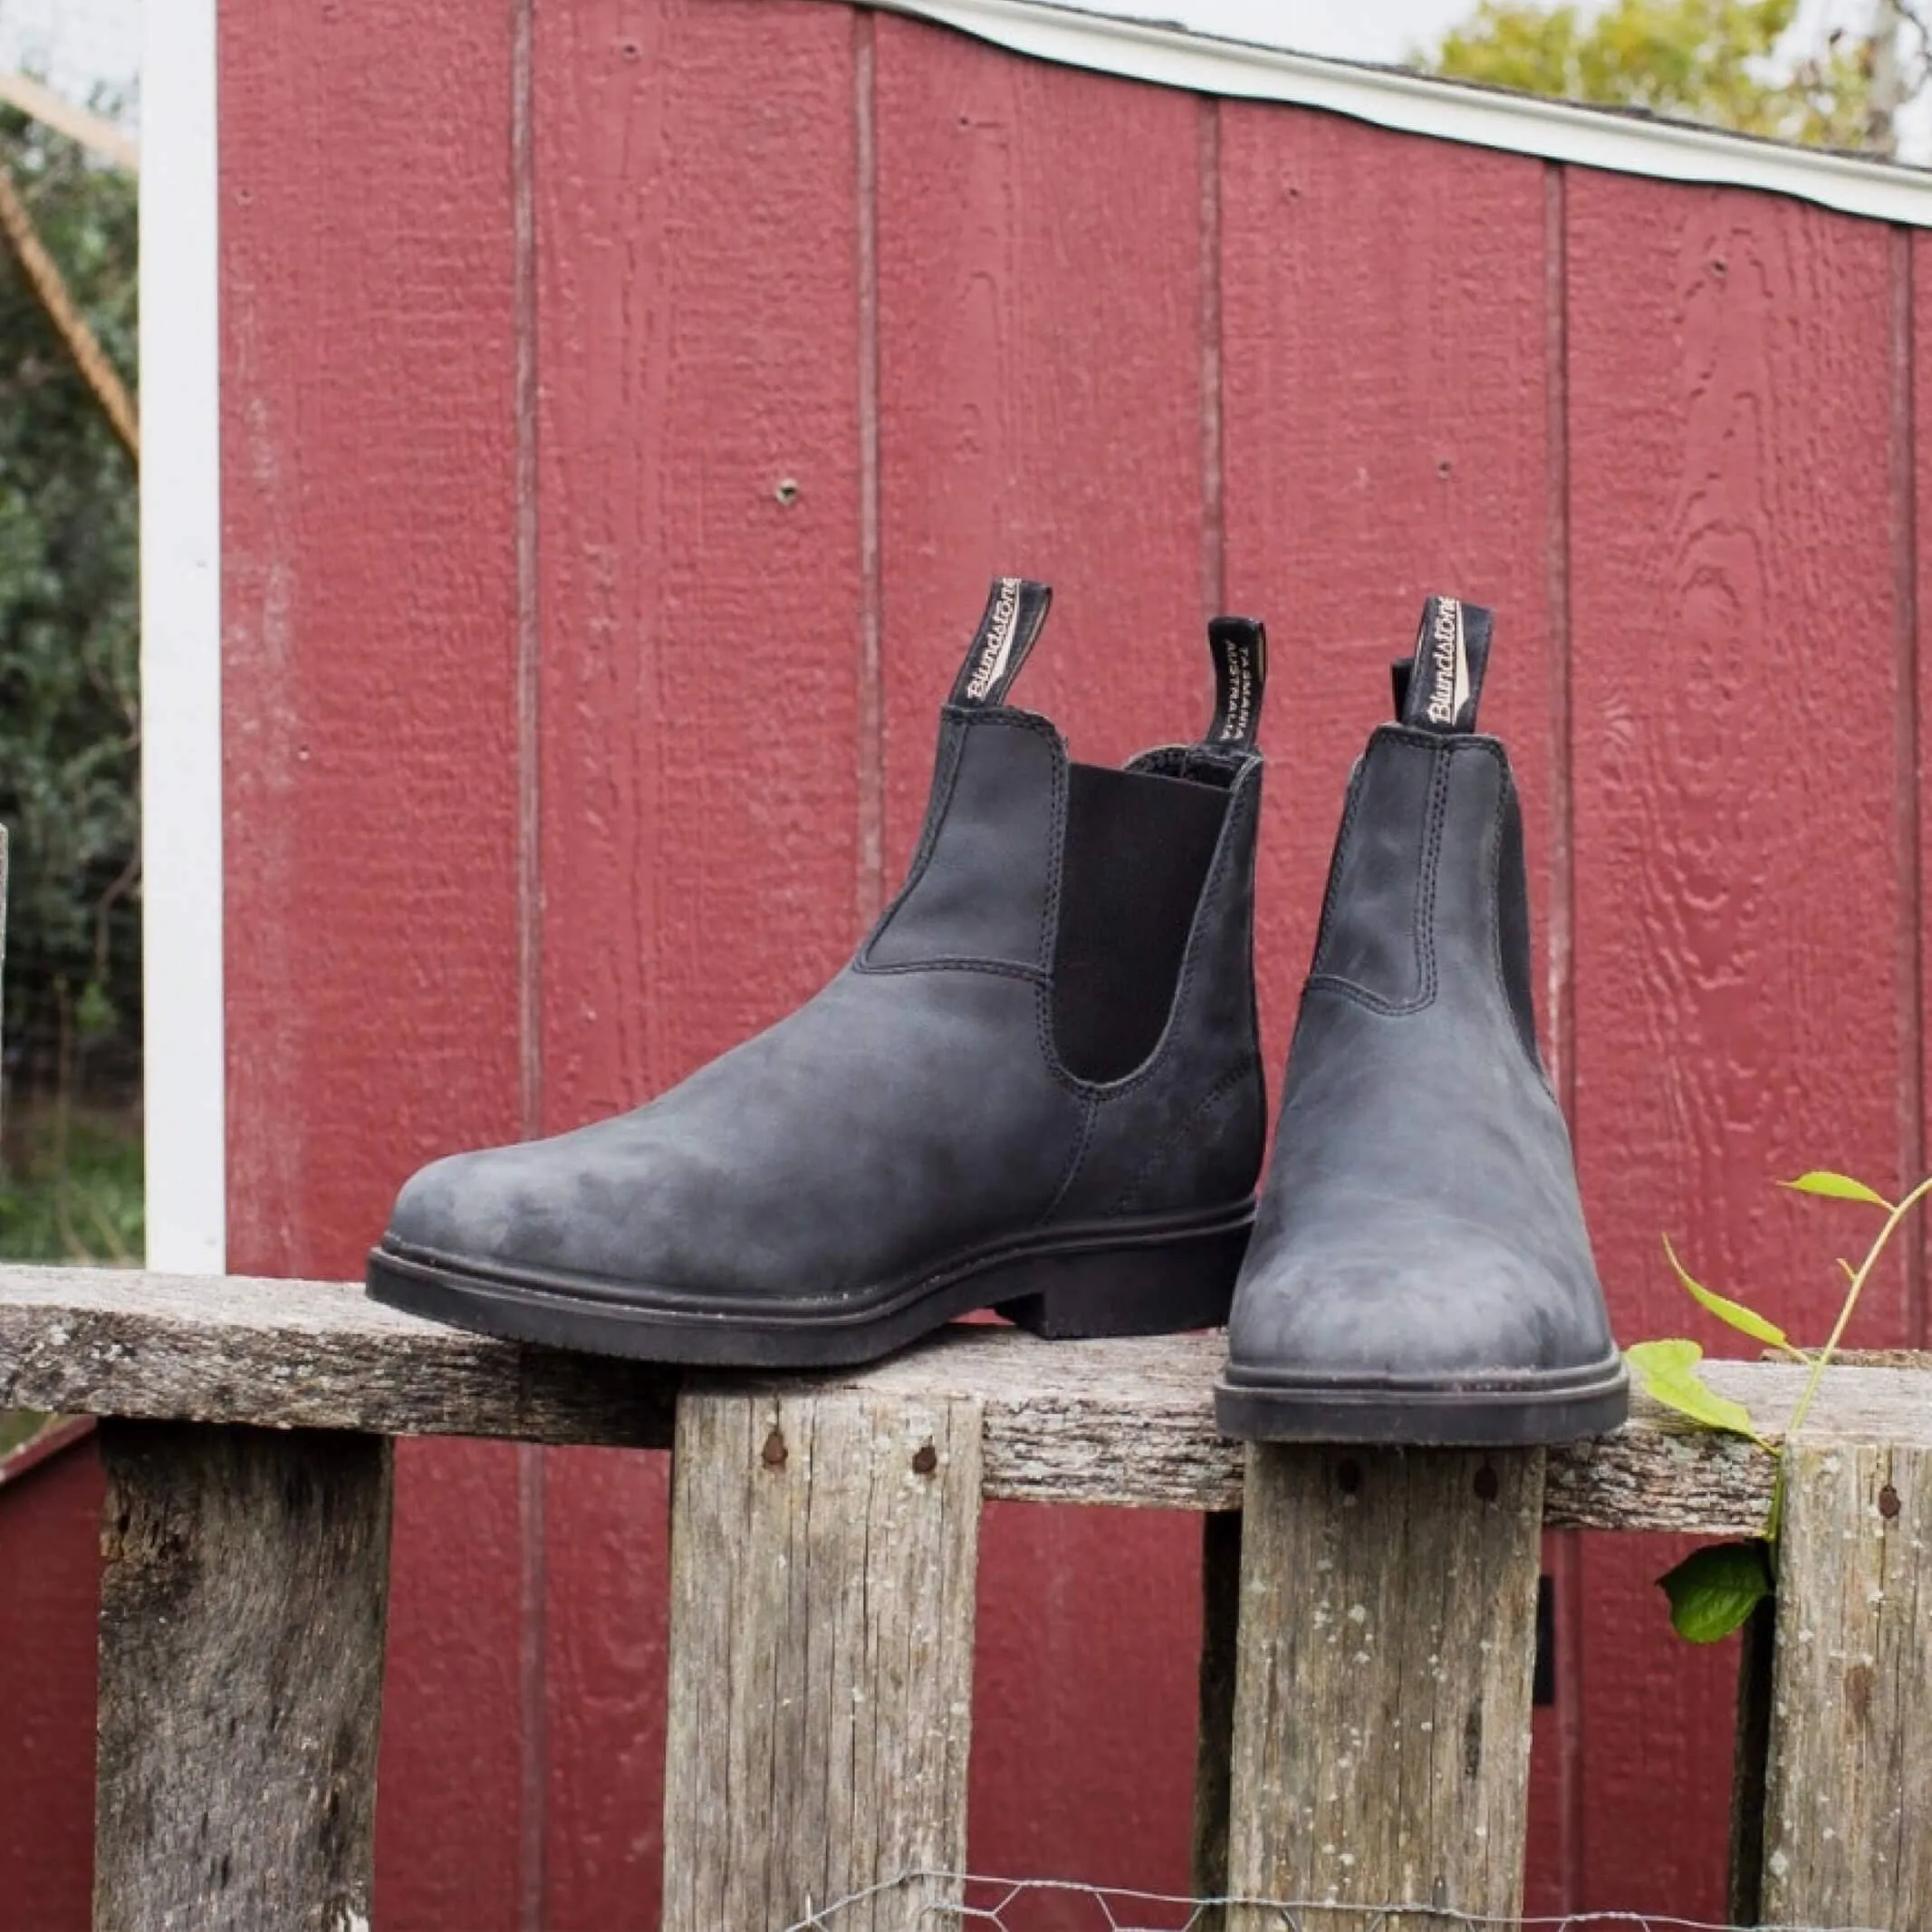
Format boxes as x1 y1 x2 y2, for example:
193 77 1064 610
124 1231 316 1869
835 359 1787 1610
1205 615 1267 750
1393 594 1494 734
949 576 1053 708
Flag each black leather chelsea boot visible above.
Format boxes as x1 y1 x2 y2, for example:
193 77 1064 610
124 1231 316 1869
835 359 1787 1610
370 580 1271 1367
1216 596 1628 1445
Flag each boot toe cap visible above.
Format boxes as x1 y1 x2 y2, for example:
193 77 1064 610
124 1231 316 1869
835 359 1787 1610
1226 1241 1612 1386
386 1144 555 1269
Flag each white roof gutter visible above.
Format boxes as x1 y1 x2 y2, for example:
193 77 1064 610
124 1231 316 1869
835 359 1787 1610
866 0 1932 229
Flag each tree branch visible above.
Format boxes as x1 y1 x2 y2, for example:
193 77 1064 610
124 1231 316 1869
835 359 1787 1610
0 72 137 173
0 157 137 466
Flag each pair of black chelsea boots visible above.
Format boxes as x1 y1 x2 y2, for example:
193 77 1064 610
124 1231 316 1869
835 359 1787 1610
368 581 1629 1447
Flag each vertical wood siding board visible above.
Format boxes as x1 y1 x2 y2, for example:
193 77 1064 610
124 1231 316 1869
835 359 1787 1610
874 13 1210 823
857 9 889 930
0 1441 101 1927
1200 94 1226 623
1890 227 1923 1350
218 2 526 1924
1542 158 1585 1921
873 15 1213 1897
1217 104 1557 1087
513 0 547 1906
219 2 523 1272
532 6 866 1925
1565 170 1901 1915
1915 230 1932 1350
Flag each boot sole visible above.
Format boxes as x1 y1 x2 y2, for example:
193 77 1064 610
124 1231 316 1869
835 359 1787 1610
366 1202 1253 1369
1213 1353 1630 1447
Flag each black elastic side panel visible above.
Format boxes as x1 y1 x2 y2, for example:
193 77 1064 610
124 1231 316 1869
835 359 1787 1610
1051 764 1230 1083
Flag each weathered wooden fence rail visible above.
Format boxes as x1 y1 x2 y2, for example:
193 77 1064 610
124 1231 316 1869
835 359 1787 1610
2 1264 1927 1930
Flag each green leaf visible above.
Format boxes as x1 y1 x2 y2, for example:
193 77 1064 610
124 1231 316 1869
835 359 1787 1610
1658 1541 1773 1645
1662 1236 1791 1352
1624 1339 1764 1442
1783 1171 1890 1208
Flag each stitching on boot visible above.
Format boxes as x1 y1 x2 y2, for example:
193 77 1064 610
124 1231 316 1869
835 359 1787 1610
1415 738 1448 1007
1036 1085 1101 1226
859 706 1065 976
856 957 1047 985
1311 764 1367 974
1105 1060 1259 1215
1485 753 1554 1083
1305 737 1447 1017
859 711 968 968
1035 713 1071 977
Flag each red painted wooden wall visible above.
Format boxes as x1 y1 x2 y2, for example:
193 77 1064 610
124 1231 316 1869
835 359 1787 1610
5 3 1927 1924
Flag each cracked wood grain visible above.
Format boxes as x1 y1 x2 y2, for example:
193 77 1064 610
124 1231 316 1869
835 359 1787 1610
1226 1446 1546 1930
92 1422 391 1932
661 1386 981 1932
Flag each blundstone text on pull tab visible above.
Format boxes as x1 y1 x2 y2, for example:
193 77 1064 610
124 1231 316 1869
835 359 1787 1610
965 579 1023 701
949 576 1054 709
1423 599 1468 727
1397 593 1494 735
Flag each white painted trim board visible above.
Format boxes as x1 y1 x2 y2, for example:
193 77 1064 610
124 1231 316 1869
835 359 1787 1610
139 0 225 1273
870 0 1932 227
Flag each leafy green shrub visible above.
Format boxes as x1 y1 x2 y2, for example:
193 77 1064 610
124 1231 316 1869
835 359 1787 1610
0 105 139 1103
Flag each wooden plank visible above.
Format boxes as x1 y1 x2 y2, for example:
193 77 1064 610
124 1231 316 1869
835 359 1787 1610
92 1422 392 1932
0 1265 674 1447
1565 170 1903 1920
531 4 870 1918
1226 1446 1545 1929
217 0 530 1922
9 1268 1932 1523
661 1387 981 1932
1761 1430 1932 1927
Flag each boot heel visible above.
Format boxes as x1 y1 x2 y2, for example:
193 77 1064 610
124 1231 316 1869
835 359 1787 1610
995 1218 1250 1341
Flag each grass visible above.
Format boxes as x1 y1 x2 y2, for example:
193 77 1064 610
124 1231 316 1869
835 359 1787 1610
0 1099 144 1264
0 1410 45 1457
0 1100 141 1465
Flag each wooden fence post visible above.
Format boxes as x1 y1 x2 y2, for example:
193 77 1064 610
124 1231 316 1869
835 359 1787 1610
662 1385 984 1932
1761 1429 1932 1927
1226 1445 1544 1931
92 1421 393 1932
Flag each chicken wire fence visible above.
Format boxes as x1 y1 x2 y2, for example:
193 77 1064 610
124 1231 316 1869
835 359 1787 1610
780 1876 1893 1932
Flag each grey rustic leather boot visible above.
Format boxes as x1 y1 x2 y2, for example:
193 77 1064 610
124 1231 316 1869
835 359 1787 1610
370 580 1271 1367
1216 597 1628 1445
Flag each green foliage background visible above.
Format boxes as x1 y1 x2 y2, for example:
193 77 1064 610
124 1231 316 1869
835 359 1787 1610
1428 0 1887 149
0 106 141 1263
